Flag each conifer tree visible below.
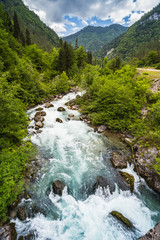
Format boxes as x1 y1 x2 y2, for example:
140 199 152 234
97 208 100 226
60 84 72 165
86 51 92 64
75 37 78 49
13 12 20 40
26 28 31 45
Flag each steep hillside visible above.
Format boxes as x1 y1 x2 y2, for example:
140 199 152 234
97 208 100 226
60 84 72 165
97 3 160 60
0 0 59 51
63 24 127 52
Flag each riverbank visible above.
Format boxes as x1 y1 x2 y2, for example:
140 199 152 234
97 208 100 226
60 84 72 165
1 90 160 239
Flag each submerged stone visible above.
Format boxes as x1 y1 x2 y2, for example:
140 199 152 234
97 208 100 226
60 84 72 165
111 211 133 228
93 176 115 193
52 180 66 196
68 114 74 118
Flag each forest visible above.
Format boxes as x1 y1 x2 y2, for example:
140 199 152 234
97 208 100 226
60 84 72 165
1 2 160 224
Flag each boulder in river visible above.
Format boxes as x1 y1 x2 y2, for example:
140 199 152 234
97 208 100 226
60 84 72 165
35 121 44 128
98 125 106 133
40 111 46 116
119 171 135 193
72 105 79 110
110 211 133 228
110 152 127 169
56 118 63 123
35 107 43 111
57 107 65 112
45 102 54 108
52 180 66 196
138 223 160 240
17 206 27 221
93 176 115 194
68 114 74 118
34 114 44 122
0 223 17 240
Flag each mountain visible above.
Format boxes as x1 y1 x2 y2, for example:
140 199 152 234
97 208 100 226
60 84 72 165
0 0 59 51
63 24 127 52
96 3 160 60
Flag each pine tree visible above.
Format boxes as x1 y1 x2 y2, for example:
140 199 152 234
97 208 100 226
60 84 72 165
26 28 31 45
86 51 92 64
13 12 20 40
75 37 78 49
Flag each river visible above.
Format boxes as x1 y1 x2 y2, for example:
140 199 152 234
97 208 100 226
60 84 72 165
12 92 160 240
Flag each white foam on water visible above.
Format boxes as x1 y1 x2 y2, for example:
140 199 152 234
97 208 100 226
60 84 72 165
13 92 160 240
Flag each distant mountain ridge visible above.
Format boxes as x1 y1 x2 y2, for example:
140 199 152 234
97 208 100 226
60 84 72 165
0 0 59 51
63 24 127 52
96 3 160 60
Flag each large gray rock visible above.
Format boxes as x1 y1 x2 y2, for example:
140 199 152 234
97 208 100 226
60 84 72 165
138 223 160 240
98 125 106 133
52 180 66 196
93 176 115 193
133 145 160 194
110 152 127 169
0 224 17 240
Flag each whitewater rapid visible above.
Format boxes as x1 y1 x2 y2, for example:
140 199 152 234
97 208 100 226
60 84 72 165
13 92 160 240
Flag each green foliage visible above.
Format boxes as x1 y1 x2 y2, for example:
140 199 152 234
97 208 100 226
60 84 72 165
0 142 37 221
75 46 87 68
80 65 150 130
0 6 85 222
63 24 127 52
0 76 28 148
97 4 160 60
0 0 59 51
55 71 69 93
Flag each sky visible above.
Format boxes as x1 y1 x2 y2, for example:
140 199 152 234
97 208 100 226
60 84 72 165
22 0 160 36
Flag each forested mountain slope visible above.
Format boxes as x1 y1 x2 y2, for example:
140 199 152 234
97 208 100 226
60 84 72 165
96 3 160 60
0 0 59 51
63 24 127 52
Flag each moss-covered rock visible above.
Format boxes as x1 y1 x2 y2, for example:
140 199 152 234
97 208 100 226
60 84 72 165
119 171 135 192
111 211 133 228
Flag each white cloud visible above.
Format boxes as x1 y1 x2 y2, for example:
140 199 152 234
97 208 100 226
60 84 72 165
81 20 88 26
65 19 76 26
34 9 47 23
127 11 145 25
90 20 97 25
72 27 81 31
22 0 160 35
50 22 67 36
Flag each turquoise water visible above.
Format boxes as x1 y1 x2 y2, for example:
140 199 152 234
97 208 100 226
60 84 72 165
13 93 160 240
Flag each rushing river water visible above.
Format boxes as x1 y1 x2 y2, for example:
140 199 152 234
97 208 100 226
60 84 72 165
13 92 160 240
